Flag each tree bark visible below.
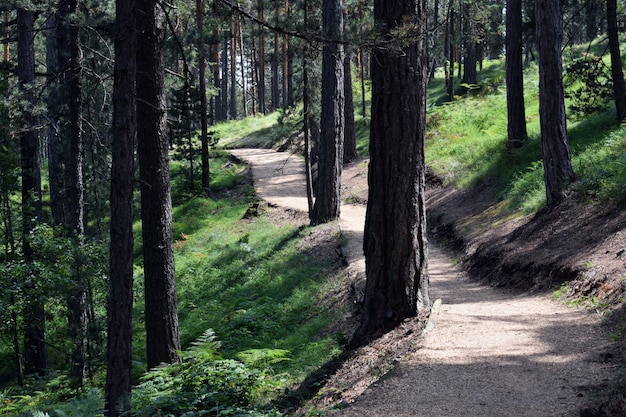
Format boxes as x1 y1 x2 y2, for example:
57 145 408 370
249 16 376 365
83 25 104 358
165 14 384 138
257 1 266 114
197 0 210 195
536 0 575 207
506 0 528 149
136 0 181 369
230 25 238 120
351 0 429 346
271 2 280 111
607 0 626 121
105 0 136 414
18 5 48 378
343 10 357 164
311 0 344 225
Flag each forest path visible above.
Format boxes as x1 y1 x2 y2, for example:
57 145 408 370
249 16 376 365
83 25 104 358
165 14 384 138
230 148 617 417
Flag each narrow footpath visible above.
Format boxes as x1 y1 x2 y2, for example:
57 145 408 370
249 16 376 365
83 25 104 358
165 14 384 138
230 148 618 417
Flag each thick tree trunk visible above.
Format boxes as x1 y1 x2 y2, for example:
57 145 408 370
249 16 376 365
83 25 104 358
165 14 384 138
311 0 344 225
536 0 575 207
351 0 429 346
607 0 626 121
136 0 181 370
506 0 528 149
105 0 136 414
18 5 47 378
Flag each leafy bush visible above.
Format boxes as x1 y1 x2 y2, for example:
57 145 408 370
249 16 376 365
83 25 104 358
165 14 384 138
564 54 613 120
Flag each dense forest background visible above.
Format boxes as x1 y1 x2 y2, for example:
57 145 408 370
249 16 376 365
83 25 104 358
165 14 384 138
2 0 626 415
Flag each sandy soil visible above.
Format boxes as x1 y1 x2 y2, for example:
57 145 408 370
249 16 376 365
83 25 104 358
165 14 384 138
230 148 621 416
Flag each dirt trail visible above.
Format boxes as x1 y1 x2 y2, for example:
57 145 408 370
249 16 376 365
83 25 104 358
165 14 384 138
230 148 618 417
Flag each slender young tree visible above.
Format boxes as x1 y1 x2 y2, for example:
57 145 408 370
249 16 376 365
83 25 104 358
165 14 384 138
105 0 136 414
136 0 181 369
351 0 429 346
607 0 626 121
536 0 575 207
311 0 344 225
506 0 528 149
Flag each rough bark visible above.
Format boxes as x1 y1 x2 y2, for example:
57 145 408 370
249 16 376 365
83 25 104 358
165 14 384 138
105 0 136 414
536 0 576 207
607 0 626 121
311 0 344 225
506 0 528 149
136 0 181 369
351 0 429 346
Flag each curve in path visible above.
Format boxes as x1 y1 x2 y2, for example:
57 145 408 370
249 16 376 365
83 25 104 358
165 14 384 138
230 148 617 417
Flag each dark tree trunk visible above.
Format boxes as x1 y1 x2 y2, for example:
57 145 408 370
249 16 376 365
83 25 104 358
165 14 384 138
303 0 315 215
607 0 626 121
358 49 367 117
343 10 357 164
282 1 289 108
230 25 238 120
461 3 477 86
136 0 181 370
221 37 229 119
197 0 210 194
351 0 429 346
18 5 47 378
271 2 280 111
257 1 266 114
311 0 344 225
105 0 136 414
506 0 528 149
536 0 575 207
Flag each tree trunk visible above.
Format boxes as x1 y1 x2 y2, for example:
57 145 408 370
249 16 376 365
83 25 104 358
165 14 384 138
607 0 626 121
230 26 238 120
536 0 575 207
358 48 367 117
282 0 289 108
303 0 314 215
221 37 229 119
506 0 528 149
136 0 181 370
351 0 429 346
18 5 47 378
311 0 344 225
257 1 266 114
197 0 210 194
105 0 136 414
271 2 280 111
461 3 477 86
343 18 357 164
238 15 248 118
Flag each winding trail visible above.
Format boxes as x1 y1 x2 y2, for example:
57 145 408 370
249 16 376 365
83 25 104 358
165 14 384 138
230 148 618 417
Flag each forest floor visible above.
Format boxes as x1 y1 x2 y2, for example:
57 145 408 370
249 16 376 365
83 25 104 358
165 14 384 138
229 148 625 416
